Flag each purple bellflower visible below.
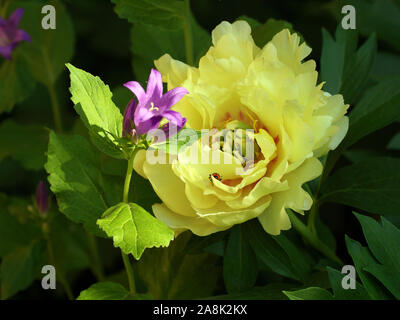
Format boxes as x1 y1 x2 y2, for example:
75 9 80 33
0 8 31 60
36 181 49 214
123 69 188 140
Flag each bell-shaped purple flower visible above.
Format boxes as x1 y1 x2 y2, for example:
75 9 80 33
36 181 49 214
0 8 31 60
123 69 188 139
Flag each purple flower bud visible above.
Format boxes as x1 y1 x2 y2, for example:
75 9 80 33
122 68 188 137
36 181 49 214
0 8 31 60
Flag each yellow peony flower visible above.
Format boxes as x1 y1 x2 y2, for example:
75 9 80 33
134 21 349 236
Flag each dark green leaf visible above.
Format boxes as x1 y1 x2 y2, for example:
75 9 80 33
326 267 369 300
320 157 400 216
223 225 258 294
283 287 333 300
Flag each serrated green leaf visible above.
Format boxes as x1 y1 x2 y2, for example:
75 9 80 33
66 64 124 159
0 241 45 299
12 0 74 86
223 225 258 294
77 281 129 300
0 120 48 171
320 157 400 216
112 0 185 29
283 287 333 300
45 132 110 236
97 202 174 259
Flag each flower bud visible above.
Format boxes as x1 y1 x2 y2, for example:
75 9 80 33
35 181 49 214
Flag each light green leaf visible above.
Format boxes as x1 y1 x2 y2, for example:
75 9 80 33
320 157 400 216
0 241 45 299
97 202 174 259
0 120 48 170
45 132 110 236
283 287 333 300
223 225 258 294
66 64 124 159
112 0 185 29
12 0 74 86
77 282 129 300
342 75 400 149
149 129 202 155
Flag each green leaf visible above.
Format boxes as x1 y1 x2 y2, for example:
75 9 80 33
0 208 41 258
112 0 185 29
252 18 295 48
243 220 299 281
387 132 400 150
12 0 74 86
342 75 400 149
66 64 124 159
0 53 36 114
97 202 174 259
130 14 210 82
0 241 45 299
0 120 48 171
345 236 393 300
326 267 369 300
338 0 400 51
77 282 130 300
223 225 258 294
320 157 400 216
283 287 333 300
320 26 376 105
136 232 220 299
45 132 110 236
76 282 129 300
149 129 203 155
354 213 400 298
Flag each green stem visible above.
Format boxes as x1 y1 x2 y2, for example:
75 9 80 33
120 150 138 294
46 84 63 133
86 231 105 281
183 0 194 66
288 210 343 265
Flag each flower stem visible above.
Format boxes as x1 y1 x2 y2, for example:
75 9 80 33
46 84 63 133
288 210 343 265
183 0 194 66
121 150 138 294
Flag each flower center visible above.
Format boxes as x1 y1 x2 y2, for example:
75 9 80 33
149 102 159 112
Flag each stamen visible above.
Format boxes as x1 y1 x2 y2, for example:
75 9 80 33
149 102 159 112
